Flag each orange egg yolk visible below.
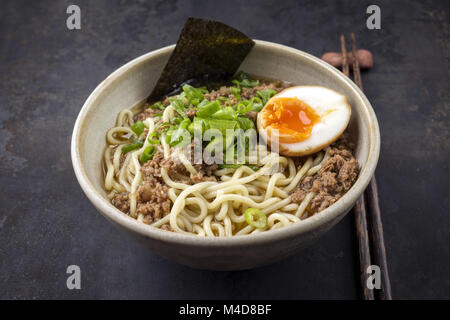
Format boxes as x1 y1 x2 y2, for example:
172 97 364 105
261 97 320 143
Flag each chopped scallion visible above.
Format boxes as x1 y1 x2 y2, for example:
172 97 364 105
236 116 255 130
182 84 205 106
131 121 146 136
244 208 267 229
139 146 156 163
149 101 165 110
196 101 221 118
211 107 236 120
257 89 277 105
121 141 143 153
169 97 187 118
232 71 260 88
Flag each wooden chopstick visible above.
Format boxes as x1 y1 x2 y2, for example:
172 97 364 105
350 33 363 91
341 33 392 300
349 32 392 300
365 178 392 299
340 34 350 77
353 192 375 299
341 34 374 300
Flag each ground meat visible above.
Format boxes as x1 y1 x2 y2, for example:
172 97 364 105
160 224 172 231
204 86 238 105
185 109 197 120
204 86 230 101
136 181 171 221
243 111 258 122
190 171 217 183
112 192 130 213
204 81 289 104
290 189 307 203
133 154 173 224
189 142 218 183
240 81 289 100
203 163 218 176
141 151 166 178
133 106 163 122
291 134 360 213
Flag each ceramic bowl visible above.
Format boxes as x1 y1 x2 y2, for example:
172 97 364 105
71 40 380 270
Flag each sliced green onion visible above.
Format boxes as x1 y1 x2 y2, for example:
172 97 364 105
149 101 165 110
131 121 146 136
147 138 160 144
172 117 183 125
196 100 221 118
236 116 255 130
187 122 195 135
230 86 241 100
235 100 253 114
169 96 187 118
121 141 143 153
257 89 277 105
232 79 259 88
232 71 260 88
148 131 160 138
193 117 207 134
165 129 174 144
232 78 259 88
211 107 236 120
198 99 210 107
139 146 156 163
244 208 267 229
207 118 237 136
182 84 205 106
170 118 192 146
180 118 191 130
250 97 264 112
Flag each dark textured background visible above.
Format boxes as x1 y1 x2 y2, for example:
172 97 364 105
0 0 449 299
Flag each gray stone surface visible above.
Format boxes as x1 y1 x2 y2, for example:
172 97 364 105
0 0 449 299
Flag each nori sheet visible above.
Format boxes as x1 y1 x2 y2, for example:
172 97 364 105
147 18 255 102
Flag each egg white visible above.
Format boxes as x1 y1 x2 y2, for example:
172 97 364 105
257 86 351 157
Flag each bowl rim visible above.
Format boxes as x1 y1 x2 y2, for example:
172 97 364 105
71 40 380 247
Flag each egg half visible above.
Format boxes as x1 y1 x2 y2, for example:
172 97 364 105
257 86 351 157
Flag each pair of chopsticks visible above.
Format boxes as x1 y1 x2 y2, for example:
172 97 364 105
340 33 392 300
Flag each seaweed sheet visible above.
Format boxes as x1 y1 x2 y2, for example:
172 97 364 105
147 18 255 102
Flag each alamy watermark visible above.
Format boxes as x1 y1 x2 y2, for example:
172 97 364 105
65 4 380 31
366 265 381 289
366 5 381 30
66 265 81 290
66 5 81 30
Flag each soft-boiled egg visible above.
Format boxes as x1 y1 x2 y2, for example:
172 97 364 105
257 86 351 156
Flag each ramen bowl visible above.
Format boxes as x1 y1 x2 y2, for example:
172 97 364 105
71 40 380 270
